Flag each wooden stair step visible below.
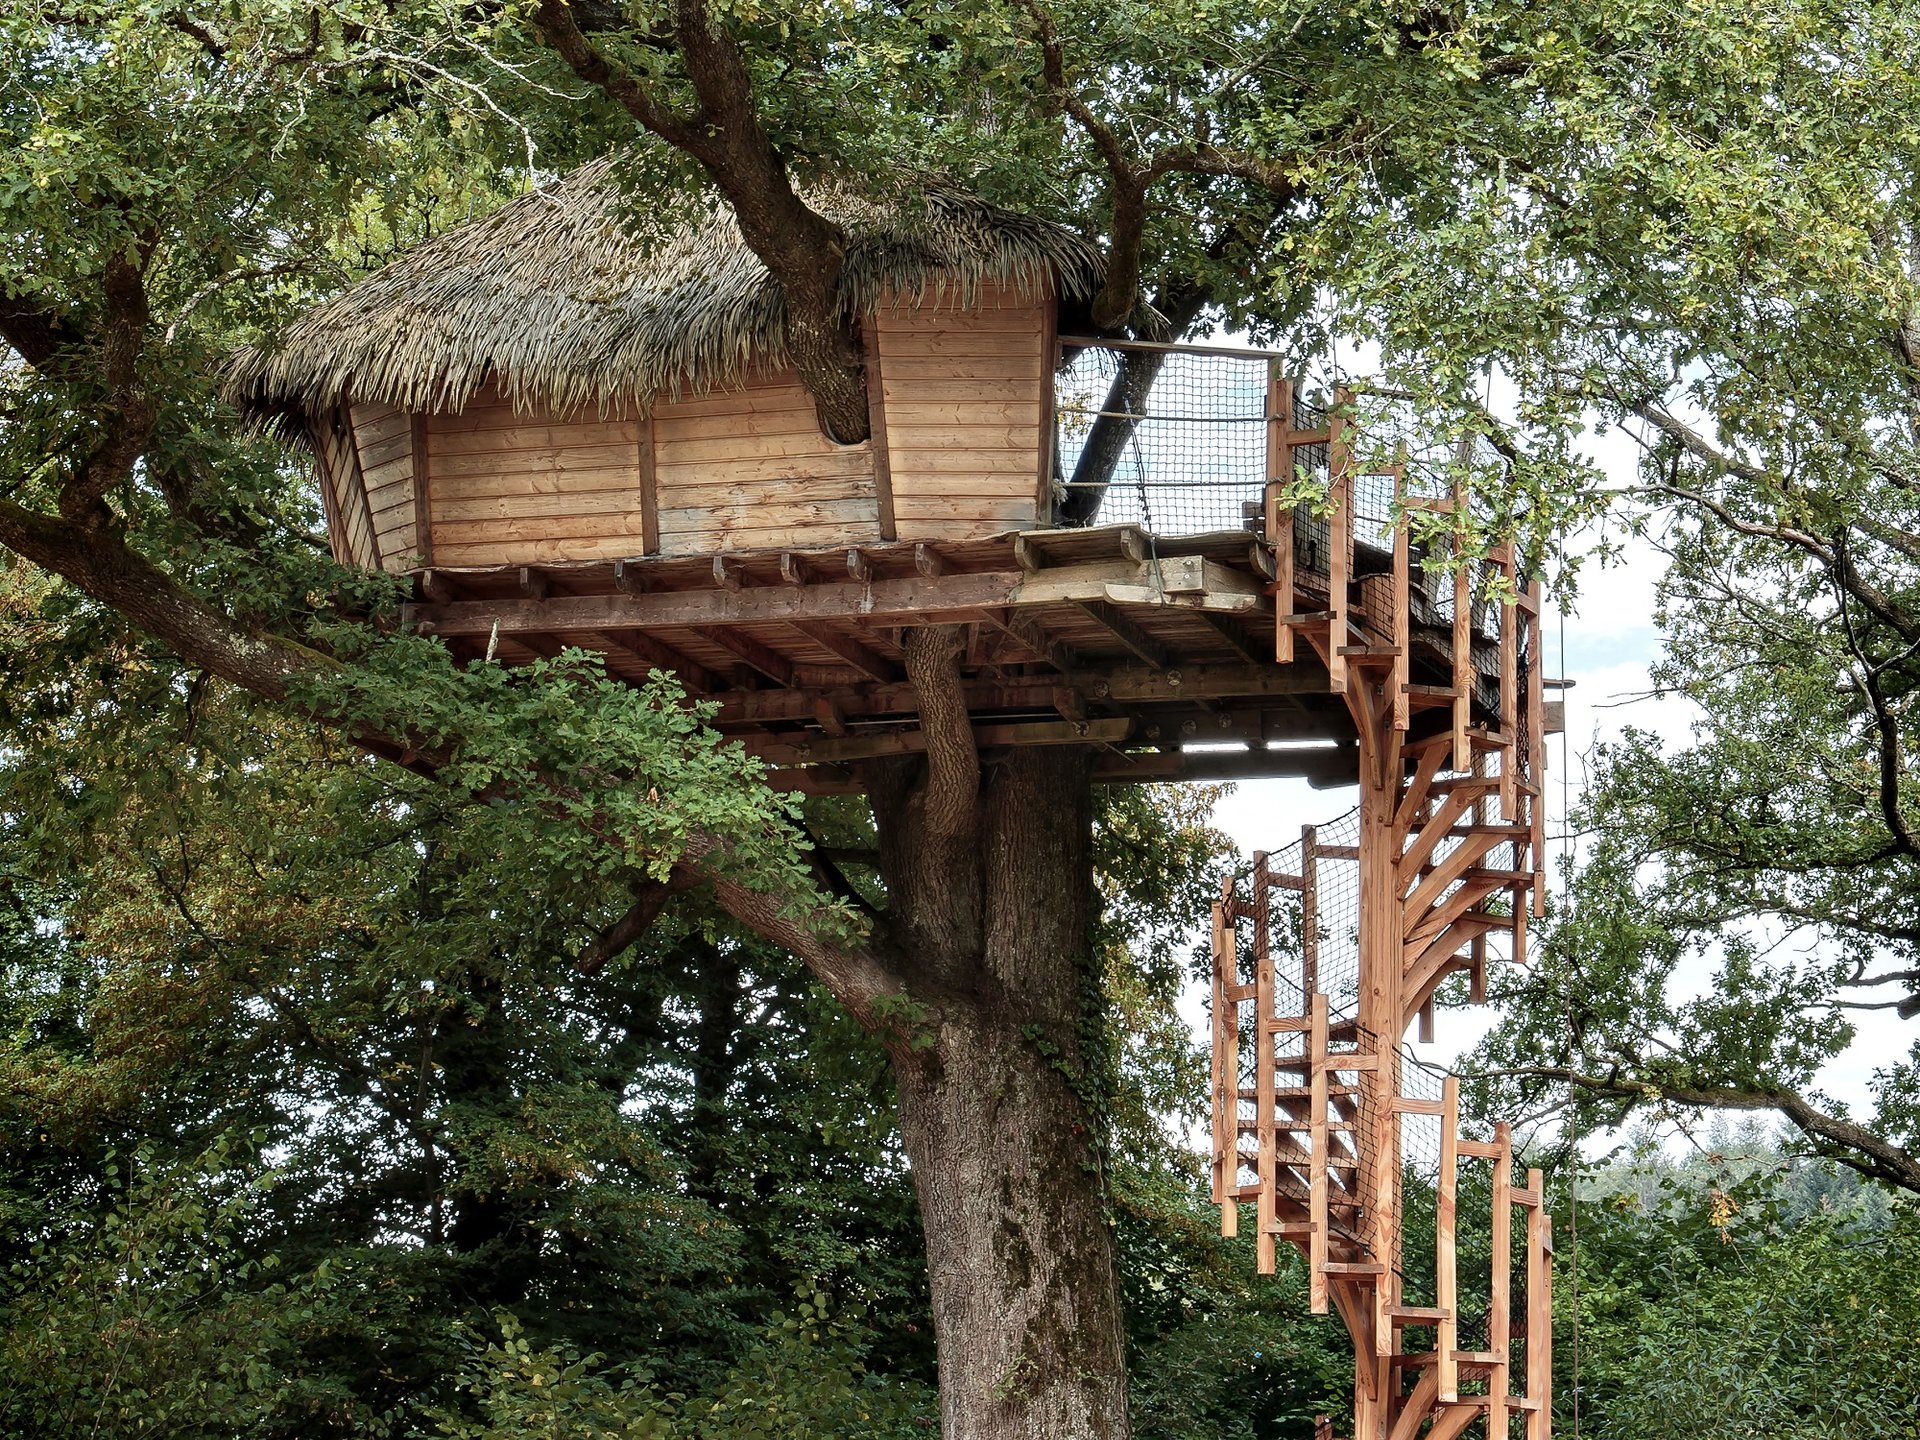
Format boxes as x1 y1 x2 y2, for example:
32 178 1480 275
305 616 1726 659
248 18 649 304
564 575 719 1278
1396 1351 1503 1371
1319 1262 1387 1277
1387 1304 1453 1325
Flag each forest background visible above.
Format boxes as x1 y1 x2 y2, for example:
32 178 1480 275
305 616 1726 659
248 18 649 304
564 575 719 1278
4 2 1920 1437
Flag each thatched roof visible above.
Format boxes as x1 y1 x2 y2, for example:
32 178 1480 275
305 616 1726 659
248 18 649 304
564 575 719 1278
229 153 1103 419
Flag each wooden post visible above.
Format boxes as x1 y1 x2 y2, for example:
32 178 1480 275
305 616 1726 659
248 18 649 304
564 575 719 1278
637 410 661 556
1301 824 1320 997
1211 897 1232 1227
1254 852 1278 1275
1391 447 1410 732
1357 723 1402 1360
1526 1168 1553 1440
863 342 898 542
1035 295 1059 523
1451 499 1471 772
1436 1075 1460 1403
1496 545 1519 823
1308 989 1330 1315
410 413 434 567
1328 391 1354 695
1269 373 1296 664
1489 1121 1513 1438
1526 579 1548 919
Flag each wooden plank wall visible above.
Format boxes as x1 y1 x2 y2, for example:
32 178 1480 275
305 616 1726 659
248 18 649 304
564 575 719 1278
650 372 880 554
336 283 1055 572
874 281 1049 540
314 409 380 569
417 387 642 567
350 401 422 571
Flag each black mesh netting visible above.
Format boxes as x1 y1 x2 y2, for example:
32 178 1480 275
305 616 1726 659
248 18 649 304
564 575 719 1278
1054 344 1272 534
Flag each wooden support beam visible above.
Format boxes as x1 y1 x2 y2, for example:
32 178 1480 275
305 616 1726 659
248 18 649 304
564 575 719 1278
517 566 549 600
1496 545 1519 822
411 413 433 567
712 660 1331 728
1254 849 1278 1277
1526 1167 1553 1440
1437 1075 1460 1403
712 554 744 592
1403 828 1510 925
637 412 660 555
1452 535 1471 770
847 546 874 583
420 569 461 605
1526 583 1548 920
1301 824 1320 996
706 627 794 687
597 629 719 694
1197 610 1264 665
1490 1122 1513 1439
779 552 811 587
1309 989 1330 1314
613 558 647 594
978 609 1078 677
745 716 1132 766
914 543 948 578
405 570 1024 637
811 695 849 737
1214 894 1241 1238
1327 390 1353 696
1391 451 1410 732
1076 599 1169 669
1268 372 1295 664
787 620 899 683
863 342 898 541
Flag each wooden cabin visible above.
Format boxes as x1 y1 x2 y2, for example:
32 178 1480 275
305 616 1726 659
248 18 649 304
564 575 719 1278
236 152 1091 574
236 154 1559 1440
230 152 1552 798
303 276 1060 571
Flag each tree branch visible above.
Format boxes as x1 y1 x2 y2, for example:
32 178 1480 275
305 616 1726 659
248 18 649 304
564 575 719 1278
1491 1064 1920 1193
530 0 870 440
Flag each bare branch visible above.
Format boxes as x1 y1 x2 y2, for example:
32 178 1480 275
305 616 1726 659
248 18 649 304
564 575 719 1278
1488 1064 1920 1193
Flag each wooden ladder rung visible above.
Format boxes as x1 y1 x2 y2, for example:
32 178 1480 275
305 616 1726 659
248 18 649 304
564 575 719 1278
1457 1140 1504 1159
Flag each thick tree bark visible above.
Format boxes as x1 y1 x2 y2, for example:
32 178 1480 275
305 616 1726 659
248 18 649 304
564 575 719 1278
868 630 1128 1440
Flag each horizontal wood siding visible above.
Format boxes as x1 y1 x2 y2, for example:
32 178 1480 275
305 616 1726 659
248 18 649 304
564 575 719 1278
875 282 1048 541
350 401 420 572
422 387 644 569
651 372 879 554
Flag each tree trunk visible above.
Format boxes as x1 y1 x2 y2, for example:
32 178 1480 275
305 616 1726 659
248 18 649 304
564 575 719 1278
871 740 1129 1440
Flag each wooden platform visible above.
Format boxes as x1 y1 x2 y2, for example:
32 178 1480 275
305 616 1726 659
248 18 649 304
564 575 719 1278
398 521 1510 791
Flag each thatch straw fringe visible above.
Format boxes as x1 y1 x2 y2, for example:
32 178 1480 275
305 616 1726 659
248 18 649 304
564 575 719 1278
229 153 1103 420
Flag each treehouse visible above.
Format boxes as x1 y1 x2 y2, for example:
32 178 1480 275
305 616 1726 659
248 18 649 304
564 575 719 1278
234 153 1556 1440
